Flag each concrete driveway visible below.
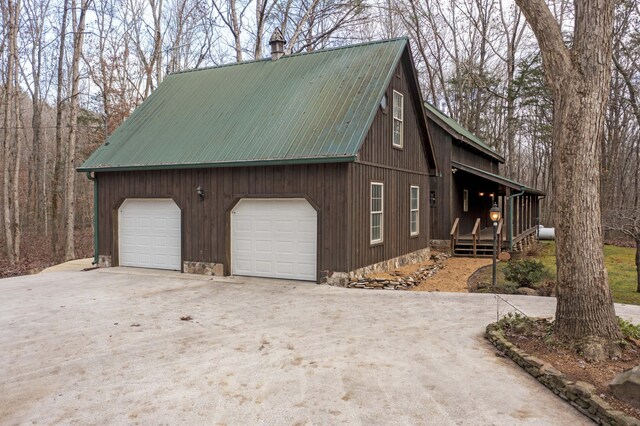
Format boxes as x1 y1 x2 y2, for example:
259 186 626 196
2 269 639 425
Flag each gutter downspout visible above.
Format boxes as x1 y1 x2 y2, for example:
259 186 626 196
537 195 546 239
509 187 526 251
86 172 99 265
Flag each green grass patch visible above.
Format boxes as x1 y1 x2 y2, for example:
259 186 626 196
536 242 639 306
471 241 639 305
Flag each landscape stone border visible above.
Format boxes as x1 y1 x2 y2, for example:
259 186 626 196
485 322 640 426
346 253 450 290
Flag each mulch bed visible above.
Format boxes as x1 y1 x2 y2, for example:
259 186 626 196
0 229 92 278
502 319 640 420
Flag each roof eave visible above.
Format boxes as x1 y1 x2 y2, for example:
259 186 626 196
77 155 357 173
403 48 439 173
456 136 505 164
451 161 545 195
424 108 505 163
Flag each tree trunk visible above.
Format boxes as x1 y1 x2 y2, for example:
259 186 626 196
63 0 89 261
636 238 640 293
552 81 622 343
13 84 23 260
51 0 69 258
514 0 623 357
2 0 18 264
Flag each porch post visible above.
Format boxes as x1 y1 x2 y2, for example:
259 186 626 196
525 196 529 231
506 188 512 250
520 196 527 233
517 196 521 236
521 196 524 235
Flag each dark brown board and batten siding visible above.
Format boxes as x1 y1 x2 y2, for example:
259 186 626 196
451 143 499 174
427 113 503 240
97 163 350 274
351 53 432 270
427 119 453 240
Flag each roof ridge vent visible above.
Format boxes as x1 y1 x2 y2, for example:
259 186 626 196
269 28 286 61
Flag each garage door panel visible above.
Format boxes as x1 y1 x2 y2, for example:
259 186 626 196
255 240 273 254
297 241 316 255
274 220 293 232
235 218 252 232
254 220 272 232
298 220 316 233
254 260 273 274
235 238 252 252
119 199 181 271
276 262 294 274
232 199 317 281
297 262 316 276
234 259 252 273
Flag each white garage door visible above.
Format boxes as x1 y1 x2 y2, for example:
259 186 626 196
232 199 317 281
118 199 181 270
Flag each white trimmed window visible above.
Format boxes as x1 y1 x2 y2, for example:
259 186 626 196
410 186 419 236
463 189 469 212
371 182 384 243
392 90 403 148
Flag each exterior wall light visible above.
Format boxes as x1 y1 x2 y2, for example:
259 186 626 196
197 186 205 200
490 203 502 223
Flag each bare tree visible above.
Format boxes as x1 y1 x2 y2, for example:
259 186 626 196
20 0 51 234
50 0 69 258
2 0 20 263
62 0 91 261
212 0 246 62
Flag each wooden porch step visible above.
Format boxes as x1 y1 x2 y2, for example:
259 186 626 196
453 250 495 256
454 242 495 247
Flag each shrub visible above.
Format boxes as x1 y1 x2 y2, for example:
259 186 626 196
618 317 640 340
503 259 549 288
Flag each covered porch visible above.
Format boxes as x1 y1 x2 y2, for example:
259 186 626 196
449 161 544 257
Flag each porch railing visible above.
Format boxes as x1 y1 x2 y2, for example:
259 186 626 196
449 218 460 254
471 218 481 257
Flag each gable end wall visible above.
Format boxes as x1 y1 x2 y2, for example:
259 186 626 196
346 54 432 272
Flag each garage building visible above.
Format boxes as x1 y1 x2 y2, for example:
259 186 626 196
78 35 438 284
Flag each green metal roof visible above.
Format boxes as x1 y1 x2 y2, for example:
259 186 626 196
79 38 409 172
424 102 505 163
452 161 545 195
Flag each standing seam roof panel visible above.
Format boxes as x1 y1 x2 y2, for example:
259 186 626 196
79 39 408 171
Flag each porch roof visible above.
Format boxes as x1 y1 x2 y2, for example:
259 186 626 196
451 161 545 196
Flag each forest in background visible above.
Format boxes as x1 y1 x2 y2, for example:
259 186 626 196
0 0 638 275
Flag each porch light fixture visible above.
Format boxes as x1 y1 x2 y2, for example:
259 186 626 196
479 192 485 196
197 186 205 200
490 202 502 320
490 203 501 223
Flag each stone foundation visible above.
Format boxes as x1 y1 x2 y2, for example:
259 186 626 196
183 261 224 276
323 247 431 287
98 255 112 268
430 239 451 254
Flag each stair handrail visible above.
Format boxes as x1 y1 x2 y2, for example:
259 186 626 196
450 218 460 254
471 218 481 257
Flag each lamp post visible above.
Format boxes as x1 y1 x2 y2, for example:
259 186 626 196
490 203 502 299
